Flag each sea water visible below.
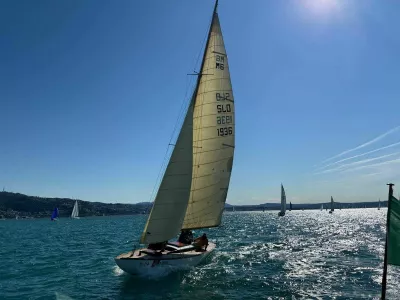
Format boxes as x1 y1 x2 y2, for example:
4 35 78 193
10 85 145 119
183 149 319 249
0 209 398 299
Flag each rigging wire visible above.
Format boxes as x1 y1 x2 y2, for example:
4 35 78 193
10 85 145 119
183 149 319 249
147 14 212 208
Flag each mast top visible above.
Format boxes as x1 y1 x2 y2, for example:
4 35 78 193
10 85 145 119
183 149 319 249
214 0 219 14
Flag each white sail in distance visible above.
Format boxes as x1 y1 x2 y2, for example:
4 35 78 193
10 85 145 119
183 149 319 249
71 200 79 218
182 11 235 230
280 185 287 214
330 196 334 212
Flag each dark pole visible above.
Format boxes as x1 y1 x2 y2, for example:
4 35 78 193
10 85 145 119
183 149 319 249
382 183 394 300
188 0 218 109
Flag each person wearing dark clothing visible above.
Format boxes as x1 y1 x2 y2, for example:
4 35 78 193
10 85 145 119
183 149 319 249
178 230 193 245
193 233 208 251
148 241 166 251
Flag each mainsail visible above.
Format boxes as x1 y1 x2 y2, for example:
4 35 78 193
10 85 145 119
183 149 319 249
280 185 287 214
51 208 59 220
330 196 334 212
182 8 235 230
289 202 292 211
71 200 79 218
140 0 233 243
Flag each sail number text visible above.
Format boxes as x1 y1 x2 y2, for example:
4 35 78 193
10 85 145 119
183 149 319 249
216 92 233 136
217 127 233 136
217 115 232 125
216 55 224 70
216 92 231 101
217 104 231 113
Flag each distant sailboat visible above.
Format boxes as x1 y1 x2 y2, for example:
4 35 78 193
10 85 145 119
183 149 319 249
329 196 334 214
278 184 286 217
71 200 80 219
51 208 59 221
378 199 381 210
321 204 323 211
289 202 292 211
232 206 235 212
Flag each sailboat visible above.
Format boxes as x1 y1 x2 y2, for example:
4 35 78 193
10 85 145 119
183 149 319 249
232 206 235 212
378 199 381 210
71 200 80 219
115 0 235 275
329 196 334 214
51 208 59 221
278 185 286 217
289 202 292 211
321 204 323 211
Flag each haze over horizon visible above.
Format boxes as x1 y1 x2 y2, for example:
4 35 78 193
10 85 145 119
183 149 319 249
1 0 400 204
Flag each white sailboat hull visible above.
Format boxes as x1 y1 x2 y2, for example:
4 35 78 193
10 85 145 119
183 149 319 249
115 242 216 276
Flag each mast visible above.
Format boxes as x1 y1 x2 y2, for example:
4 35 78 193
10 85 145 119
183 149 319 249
190 0 219 107
382 183 394 300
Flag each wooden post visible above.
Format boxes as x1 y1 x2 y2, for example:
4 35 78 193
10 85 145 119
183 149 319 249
382 183 394 299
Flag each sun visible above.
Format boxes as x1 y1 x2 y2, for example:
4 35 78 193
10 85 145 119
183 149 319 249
303 0 341 17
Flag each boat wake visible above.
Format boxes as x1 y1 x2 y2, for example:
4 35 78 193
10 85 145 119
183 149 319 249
55 292 74 300
112 265 124 276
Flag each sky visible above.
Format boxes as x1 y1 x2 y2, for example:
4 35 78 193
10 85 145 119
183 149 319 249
1 0 400 204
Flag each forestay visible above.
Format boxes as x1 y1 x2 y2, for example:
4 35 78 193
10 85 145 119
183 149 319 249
140 103 194 244
182 12 235 230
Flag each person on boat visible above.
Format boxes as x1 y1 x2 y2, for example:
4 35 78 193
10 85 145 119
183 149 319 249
178 230 193 245
148 241 166 252
193 233 208 251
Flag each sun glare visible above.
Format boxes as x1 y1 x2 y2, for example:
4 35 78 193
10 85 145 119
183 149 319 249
303 0 341 17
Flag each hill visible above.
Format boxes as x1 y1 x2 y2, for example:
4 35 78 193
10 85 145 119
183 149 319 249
0 192 151 219
0 191 387 219
225 201 386 211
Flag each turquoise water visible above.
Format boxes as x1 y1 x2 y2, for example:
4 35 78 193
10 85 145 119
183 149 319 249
0 209 397 299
